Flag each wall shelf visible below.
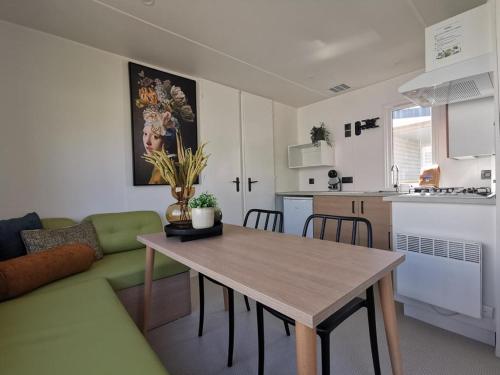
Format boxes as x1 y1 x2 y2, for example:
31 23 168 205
288 140 334 169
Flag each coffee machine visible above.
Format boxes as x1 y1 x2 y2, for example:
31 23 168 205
328 169 342 191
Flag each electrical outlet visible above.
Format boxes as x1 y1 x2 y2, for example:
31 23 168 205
482 305 494 319
481 170 492 180
308 178 314 184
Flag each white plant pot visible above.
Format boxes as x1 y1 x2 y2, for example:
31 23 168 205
191 207 215 229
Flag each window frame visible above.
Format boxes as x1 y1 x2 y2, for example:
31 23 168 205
384 101 436 190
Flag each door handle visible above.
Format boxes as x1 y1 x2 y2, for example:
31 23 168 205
351 200 355 214
232 177 240 192
248 177 259 192
361 201 364 214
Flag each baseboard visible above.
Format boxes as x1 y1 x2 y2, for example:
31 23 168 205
402 301 495 346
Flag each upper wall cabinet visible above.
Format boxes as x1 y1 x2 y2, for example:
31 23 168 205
288 141 335 168
447 97 495 159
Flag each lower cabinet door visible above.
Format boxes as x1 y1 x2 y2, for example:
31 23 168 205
313 196 358 244
358 197 391 250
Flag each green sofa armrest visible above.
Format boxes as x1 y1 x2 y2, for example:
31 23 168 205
83 211 163 255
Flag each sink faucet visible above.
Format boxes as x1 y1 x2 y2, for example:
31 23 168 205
390 164 400 192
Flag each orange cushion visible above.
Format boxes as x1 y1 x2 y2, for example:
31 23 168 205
0 244 95 301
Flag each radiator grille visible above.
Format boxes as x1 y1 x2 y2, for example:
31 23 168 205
395 233 481 264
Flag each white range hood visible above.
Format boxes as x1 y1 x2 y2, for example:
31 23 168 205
399 53 494 107
399 3 494 107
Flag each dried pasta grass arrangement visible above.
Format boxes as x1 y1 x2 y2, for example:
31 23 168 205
143 130 208 227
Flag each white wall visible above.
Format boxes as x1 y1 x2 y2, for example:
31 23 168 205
273 102 299 192
0 21 295 221
297 72 494 191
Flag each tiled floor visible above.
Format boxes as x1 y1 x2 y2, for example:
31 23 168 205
148 279 500 375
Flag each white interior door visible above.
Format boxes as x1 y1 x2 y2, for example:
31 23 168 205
240 92 276 216
199 80 243 225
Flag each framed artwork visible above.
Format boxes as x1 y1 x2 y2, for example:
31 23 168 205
128 62 198 186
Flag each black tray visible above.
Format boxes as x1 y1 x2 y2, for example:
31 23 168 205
164 222 223 242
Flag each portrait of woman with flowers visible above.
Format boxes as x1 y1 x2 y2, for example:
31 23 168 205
129 62 198 185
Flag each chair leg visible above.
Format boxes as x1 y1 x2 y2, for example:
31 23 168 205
244 295 251 311
366 287 381 375
198 274 205 337
257 302 265 375
320 333 331 375
227 288 235 367
283 321 291 336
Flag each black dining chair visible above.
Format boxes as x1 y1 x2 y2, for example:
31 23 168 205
198 208 284 367
256 213 381 375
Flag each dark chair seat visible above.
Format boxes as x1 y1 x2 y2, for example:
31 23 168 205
256 214 381 375
198 209 283 368
317 296 366 333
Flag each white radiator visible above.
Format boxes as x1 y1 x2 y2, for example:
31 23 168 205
395 233 482 318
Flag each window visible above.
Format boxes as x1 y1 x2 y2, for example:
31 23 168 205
391 105 432 185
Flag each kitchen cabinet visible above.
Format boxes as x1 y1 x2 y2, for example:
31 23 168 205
313 195 391 250
200 81 275 225
447 97 495 159
287 141 334 168
357 197 392 250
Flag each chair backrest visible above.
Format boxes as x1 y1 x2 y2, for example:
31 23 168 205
243 209 283 233
302 214 373 248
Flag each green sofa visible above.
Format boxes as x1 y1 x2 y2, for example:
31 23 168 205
0 211 191 375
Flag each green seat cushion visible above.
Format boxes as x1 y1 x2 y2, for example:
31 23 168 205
0 278 169 375
84 211 163 255
35 247 189 293
41 218 77 229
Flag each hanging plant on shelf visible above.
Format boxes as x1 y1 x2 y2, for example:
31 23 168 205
310 122 332 146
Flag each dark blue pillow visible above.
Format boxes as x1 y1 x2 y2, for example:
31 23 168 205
0 213 43 261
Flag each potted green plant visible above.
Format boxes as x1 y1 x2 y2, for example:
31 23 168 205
143 130 209 227
189 192 218 229
310 122 332 146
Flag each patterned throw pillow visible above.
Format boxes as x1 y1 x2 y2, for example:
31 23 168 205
21 222 103 260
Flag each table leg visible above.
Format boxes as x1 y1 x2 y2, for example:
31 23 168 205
295 322 317 375
379 273 403 375
223 287 229 311
143 245 155 334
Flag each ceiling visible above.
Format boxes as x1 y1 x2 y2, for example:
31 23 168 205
0 0 486 107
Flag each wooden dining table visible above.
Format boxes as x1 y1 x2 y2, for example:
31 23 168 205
138 224 405 375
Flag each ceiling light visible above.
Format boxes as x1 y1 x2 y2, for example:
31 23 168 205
142 0 155 5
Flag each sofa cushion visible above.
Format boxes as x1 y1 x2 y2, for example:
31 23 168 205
35 247 189 293
21 221 103 260
0 244 95 301
0 212 43 261
84 211 162 255
41 217 77 229
0 278 169 375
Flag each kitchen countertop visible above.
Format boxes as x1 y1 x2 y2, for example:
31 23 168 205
276 191 400 197
383 194 496 205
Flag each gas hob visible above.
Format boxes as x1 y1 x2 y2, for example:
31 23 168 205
408 187 495 199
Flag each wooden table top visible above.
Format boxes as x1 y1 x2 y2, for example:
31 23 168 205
138 224 404 328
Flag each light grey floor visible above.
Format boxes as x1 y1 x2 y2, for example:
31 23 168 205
148 279 500 375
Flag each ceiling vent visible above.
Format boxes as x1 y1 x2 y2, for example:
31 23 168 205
329 83 350 93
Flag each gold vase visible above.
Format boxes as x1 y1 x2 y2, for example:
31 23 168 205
166 186 195 228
